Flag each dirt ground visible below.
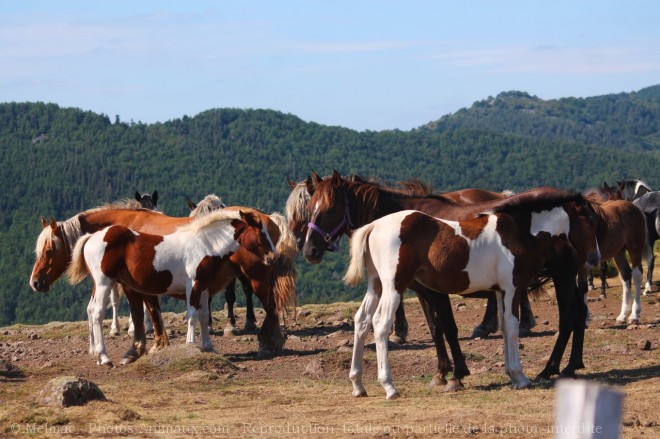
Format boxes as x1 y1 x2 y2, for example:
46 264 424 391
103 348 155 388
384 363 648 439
0 270 658 438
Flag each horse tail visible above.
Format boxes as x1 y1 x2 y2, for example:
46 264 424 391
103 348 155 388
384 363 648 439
66 233 93 285
269 213 298 318
344 222 374 286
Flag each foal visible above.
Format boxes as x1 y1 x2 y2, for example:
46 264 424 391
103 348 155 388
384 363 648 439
345 193 600 399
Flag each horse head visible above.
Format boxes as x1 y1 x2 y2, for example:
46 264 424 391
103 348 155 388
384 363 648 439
135 191 159 211
30 217 70 292
566 196 602 268
616 179 652 202
235 210 278 266
303 170 354 263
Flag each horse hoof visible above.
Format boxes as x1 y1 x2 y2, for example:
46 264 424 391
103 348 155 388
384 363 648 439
257 349 277 359
470 326 491 339
353 390 368 398
627 319 639 325
441 379 464 392
243 321 258 333
223 325 241 337
386 391 400 400
519 327 533 337
615 317 626 325
428 374 447 387
200 344 215 353
389 334 406 345
109 329 120 337
599 294 606 300
121 356 137 365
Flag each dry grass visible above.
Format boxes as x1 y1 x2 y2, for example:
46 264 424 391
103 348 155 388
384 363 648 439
0 270 658 438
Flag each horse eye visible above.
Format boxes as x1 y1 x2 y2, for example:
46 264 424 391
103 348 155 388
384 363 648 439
46 249 53 257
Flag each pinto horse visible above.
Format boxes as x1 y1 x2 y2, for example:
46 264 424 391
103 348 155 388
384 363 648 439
30 203 297 364
66 210 277 366
614 179 659 295
187 195 258 335
286 174 538 341
296 172 539 388
303 171 599 386
344 191 601 399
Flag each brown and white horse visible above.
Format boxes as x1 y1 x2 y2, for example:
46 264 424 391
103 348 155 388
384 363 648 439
344 191 601 399
30 203 297 364
66 210 277 366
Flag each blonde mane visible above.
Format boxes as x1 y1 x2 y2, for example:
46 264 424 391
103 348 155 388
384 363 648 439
34 215 83 259
178 209 242 233
285 182 311 225
189 194 226 218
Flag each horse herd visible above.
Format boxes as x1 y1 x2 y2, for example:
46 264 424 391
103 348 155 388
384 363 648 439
29 174 659 399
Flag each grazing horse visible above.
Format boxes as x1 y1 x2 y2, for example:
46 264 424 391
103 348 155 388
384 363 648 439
614 179 659 295
66 210 278 366
187 195 258 335
344 191 601 399
30 203 297 364
300 172 558 390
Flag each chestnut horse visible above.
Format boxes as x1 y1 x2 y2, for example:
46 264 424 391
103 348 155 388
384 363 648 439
30 203 297 364
66 210 277 366
344 190 601 399
584 185 651 324
614 179 659 295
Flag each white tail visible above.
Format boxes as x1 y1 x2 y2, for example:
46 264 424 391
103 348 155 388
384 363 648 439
66 233 93 285
344 222 375 286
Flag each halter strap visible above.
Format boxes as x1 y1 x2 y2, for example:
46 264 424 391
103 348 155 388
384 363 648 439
307 196 355 252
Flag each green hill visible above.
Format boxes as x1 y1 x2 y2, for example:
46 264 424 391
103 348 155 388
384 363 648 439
1 86 659 325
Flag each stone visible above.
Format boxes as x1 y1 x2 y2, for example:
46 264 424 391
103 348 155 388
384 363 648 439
37 376 106 407
637 339 651 351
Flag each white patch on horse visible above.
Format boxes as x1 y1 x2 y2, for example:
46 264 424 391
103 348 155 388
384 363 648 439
530 207 569 237
261 222 277 258
441 215 516 292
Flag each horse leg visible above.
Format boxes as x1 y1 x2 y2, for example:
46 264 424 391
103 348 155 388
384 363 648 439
373 282 402 400
471 294 498 338
186 279 199 345
538 261 577 379
560 277 588 378
497 290 530 388
415 290 450 387
87 296 95 358
587 268 595 290
239 274 258 332
643 235 656 295
615 254 634 324
121 290 148 365
518 291 536 337
90 284 113 367
254 281 285 357
208 294 213 333
198 290 214 352
599 260 608 299
109 285 120 336
389 301 409 345
144 303 154 335
350 279 380 397
223 280 240 336
143 294 168 352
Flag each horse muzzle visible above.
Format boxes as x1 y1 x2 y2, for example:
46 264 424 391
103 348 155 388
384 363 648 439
30 277 50 293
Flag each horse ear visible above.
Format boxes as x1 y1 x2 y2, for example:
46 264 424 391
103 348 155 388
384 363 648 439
305 175 315 196
135 191 141 201
186 198 197 211
239 210 261 228
49 217 59 231
40 216 49 229
287 178 298 190
331 170 342 186
152 191 158 204
603 182 611 190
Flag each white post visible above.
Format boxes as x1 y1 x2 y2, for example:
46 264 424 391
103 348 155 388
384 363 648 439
554 380 624 439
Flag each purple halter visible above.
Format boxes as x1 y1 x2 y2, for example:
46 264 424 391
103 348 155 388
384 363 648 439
307 196 355 252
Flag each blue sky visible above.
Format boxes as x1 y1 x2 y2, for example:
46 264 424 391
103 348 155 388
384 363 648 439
2 1 659 131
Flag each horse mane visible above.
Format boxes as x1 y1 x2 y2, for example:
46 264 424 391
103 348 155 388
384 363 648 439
34 215 84 259
178 209 242 233
267 212 298 319
285 182 312 225
189 194 226 218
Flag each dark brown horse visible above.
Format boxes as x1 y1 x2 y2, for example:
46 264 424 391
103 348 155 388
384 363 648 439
344 190 601 398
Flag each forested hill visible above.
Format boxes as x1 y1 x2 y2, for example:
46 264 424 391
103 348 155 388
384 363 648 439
1 85 659 325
